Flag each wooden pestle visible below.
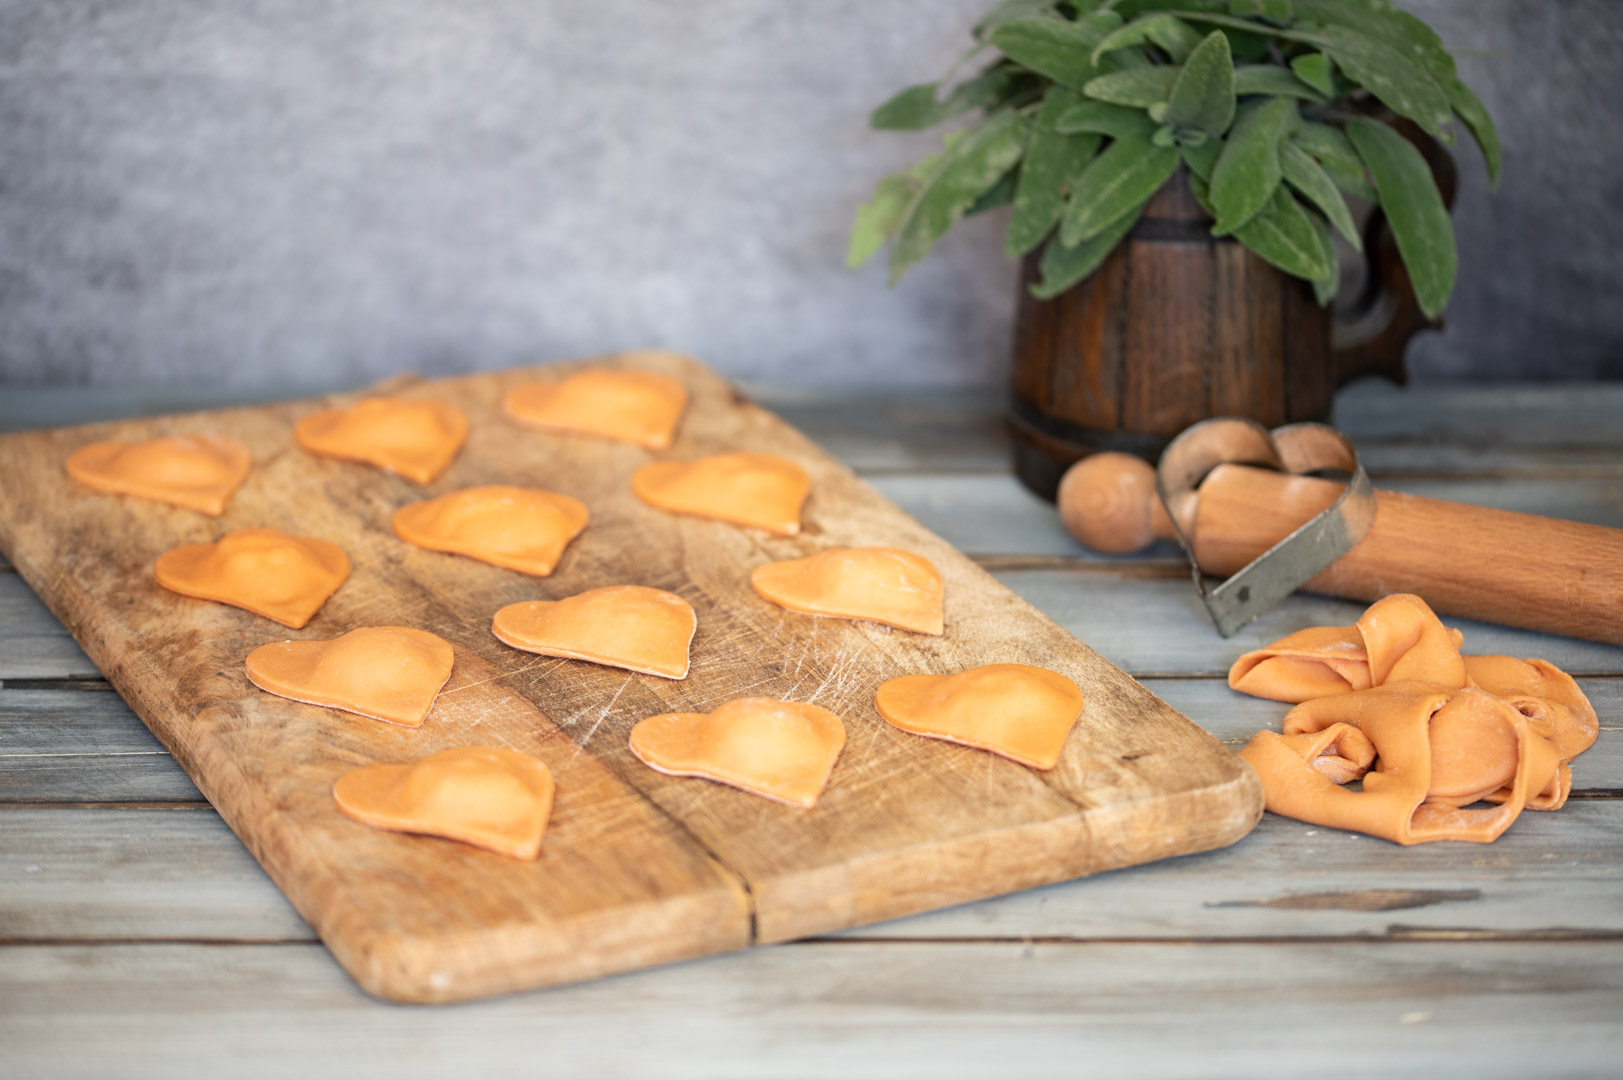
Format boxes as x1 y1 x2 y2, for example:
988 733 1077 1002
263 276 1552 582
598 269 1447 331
1058 452 1623 645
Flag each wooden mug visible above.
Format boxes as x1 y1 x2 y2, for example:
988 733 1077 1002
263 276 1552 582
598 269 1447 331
1008 124 1458 501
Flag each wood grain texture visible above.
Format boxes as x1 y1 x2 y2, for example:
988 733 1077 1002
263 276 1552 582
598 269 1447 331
4 678 1617 805
5 940 1621 1080
0 354 1259 1001
8 799 1622 946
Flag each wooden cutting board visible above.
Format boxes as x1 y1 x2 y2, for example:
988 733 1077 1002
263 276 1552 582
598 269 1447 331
0 352 1261 1003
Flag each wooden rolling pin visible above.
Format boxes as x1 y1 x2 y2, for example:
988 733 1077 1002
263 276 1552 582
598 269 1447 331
1058 452 1623 646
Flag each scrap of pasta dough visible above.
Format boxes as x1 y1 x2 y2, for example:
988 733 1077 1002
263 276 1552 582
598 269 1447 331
875 663 1085 770
66 434 252 516
751 546 944 635
1234 594 1598 844
155 527 349 628
1227 593 1466 702
295 397 468 485
393 485 589 577
629 698 846 808
502 368 689 450
245 626 455 727
492 585 696 679
333 746 554 860
631 452 809 536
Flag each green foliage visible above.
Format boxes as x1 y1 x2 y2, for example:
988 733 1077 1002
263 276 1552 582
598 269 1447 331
852 0 1495 313
1347 117 1457 317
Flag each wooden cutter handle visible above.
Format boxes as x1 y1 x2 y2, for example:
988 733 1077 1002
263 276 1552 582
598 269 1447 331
1058 453 1623 645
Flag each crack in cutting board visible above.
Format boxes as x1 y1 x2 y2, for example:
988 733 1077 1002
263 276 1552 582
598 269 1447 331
0 352 1262 1002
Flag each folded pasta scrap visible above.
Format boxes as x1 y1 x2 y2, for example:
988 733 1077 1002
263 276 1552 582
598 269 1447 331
1230 595 1597 844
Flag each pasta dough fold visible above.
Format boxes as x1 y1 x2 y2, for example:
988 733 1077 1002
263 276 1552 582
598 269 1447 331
1233 594 1597 844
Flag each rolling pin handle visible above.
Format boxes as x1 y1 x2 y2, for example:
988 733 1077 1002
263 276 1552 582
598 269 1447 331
1057 453 1188 554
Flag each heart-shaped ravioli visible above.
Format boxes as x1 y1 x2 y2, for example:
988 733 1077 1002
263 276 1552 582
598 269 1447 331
503 368 689 450
393 485 589 577
751 546 944 635
66 434 252 516
333 746 554 860
631 452 809 536
492 585 696 679
875 664 1085 770
246 626 455 727
155 527 350 628
629 698 846 808
295 397 468 484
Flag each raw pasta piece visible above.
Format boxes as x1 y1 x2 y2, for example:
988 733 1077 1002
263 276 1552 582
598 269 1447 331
393 485 589 577
1232 594 1600 843
751 546 944 635
503 368 689 450
295 397 468 484
1239 680 1569 845
629 698 846 808
155 527 349 629
246 626 455 727
631 452 809 536
66 434 251 515
492 585 696 679
1228 593 1466 703
874 663 1085 770
333 746 554 860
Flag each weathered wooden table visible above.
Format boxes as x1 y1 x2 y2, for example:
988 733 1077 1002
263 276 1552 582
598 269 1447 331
3 380 1621 1077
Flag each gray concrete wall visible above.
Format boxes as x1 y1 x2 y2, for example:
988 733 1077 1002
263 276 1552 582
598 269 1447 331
0 0 1618 388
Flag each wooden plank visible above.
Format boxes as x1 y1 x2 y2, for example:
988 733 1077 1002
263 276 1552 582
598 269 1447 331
5 678 1617 805
8 800 1623 946
996 573 1623 677
3 940 1620 1078
0 354 1258 1001
0 688 203 801
7 560 1622 690
1335 382 1623 448
0 580 96 680
14 384 1622 476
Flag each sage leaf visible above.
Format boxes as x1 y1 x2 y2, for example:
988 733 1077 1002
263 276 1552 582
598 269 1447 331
872 84 950 131
1056 100 1158 140
1229 0 1292 18
1209 96 1296 234
1232 186 1331 280
1032 205 1143 300
1233 64 1326 101
1292 121 1361 173
871 68 1016 130
1311 216 1340 306
889 111 1032 284
1164 31 1235 136
1178 11 1329 48
1060 131 1180 245
975 0 1060 40
1295 0 1454 79
1083 66 1179 108
1280 139 1361 250
847 174 914 269
1322 26 1452 137
991 16 1115 88
1444 74 1501 187
1182 137 1222 182
1346 116 1456 317
968 167 1021 216
1290 52 1335 97
1007 87 1102 256
1090 13 1205 65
